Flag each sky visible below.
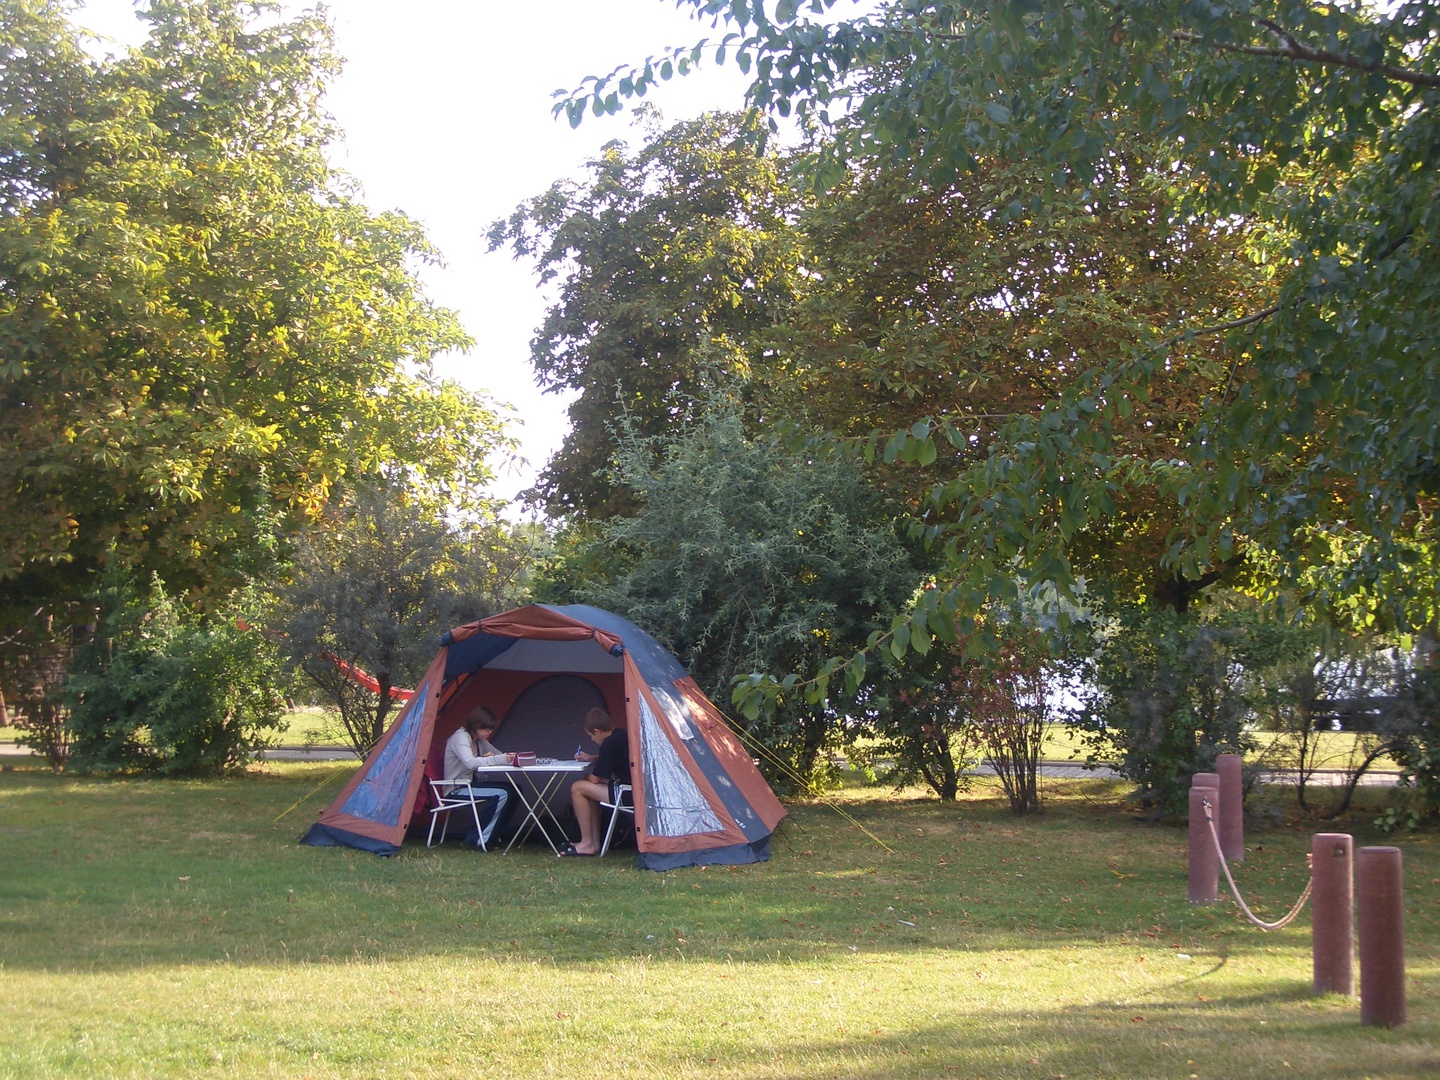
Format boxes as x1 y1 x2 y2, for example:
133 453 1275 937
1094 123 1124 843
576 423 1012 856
73 0 763 506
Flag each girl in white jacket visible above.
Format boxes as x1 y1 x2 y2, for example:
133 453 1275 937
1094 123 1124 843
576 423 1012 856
442 706 513 847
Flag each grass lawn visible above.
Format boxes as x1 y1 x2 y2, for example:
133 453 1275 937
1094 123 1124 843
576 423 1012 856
0 761 1435 1079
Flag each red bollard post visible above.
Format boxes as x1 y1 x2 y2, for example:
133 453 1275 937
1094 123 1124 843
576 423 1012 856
1311 833 1353 996
1357 846 1406 1027
1216 753 1244 863
1192 770 1220 841
1188 784 1219 904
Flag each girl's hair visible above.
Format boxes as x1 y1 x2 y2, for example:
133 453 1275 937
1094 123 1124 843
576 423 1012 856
582 706 614 734
465 705 499 734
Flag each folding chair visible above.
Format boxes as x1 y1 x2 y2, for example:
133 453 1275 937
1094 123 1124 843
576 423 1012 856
598 783 634 856
426 779 493 849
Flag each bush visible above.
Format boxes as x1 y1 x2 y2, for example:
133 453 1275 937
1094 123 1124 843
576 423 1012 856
66 572 287 776
1391 659 1440 821
568 395 918 791
1070 603 1280 815
865 645 984 801
867 616 1055 811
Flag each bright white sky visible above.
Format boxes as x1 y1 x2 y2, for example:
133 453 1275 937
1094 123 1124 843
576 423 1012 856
73 1 763 506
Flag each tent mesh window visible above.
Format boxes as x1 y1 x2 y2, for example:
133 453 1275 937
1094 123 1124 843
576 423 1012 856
638 695 723 837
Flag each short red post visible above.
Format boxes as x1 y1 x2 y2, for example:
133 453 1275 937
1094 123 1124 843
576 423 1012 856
1216 753 1244 863
1188 783 1219 904
1192 770 1220 843
1311 833 1353 996
1357 846 1406 1027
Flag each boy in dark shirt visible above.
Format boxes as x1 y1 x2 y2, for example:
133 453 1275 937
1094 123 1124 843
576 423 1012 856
562 708 630 856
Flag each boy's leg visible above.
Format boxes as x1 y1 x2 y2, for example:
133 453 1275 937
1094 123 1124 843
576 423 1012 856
570 779 607 854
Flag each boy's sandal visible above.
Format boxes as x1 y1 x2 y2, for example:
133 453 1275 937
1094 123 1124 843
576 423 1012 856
557 843 592 857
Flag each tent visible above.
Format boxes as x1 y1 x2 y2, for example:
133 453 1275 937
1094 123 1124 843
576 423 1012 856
301 604 787 870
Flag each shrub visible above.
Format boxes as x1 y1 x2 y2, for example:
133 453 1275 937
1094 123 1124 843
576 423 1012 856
1390 658 1440 820
573 396 918 791
1070 604 1275 815
280 476 530 756
66 573 287 776
867 615 1056 812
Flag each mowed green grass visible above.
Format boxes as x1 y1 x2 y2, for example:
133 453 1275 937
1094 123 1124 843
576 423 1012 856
0 762 1435 1079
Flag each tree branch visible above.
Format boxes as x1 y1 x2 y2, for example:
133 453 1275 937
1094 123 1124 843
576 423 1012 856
1172 27 1440 89
1169 302 1283 346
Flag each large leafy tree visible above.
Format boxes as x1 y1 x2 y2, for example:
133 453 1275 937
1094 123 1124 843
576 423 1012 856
0 0 493 620
781 157 1267 609
559 393 919 785
564 0 1440 686
487 110 803 519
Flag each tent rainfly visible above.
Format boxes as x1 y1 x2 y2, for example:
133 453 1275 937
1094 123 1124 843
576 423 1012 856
301 604 786 870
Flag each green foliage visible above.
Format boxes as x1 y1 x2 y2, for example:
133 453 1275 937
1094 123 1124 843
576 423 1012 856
1070 602 1299 815
864 643 984 802
487 111 803 518
565 0 1440 656
1390 659 1440 820
65 570 286 776
0 0 486 617
280 475 532 755
566 392 918 787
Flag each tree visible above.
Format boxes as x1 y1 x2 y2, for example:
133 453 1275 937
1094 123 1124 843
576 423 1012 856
0 0 494 625
567 392 919 786
487 110 803 519
779 157 1267 610
281 476 531 755
0 604 86 769
564 0 1440 671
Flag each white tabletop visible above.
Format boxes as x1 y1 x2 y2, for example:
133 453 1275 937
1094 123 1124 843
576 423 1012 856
476 760 590 773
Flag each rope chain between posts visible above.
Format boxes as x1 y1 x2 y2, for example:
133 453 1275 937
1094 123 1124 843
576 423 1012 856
1203 797 1313 931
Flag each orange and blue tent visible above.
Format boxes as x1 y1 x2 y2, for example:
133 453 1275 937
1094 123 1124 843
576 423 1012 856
301 604 786 870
